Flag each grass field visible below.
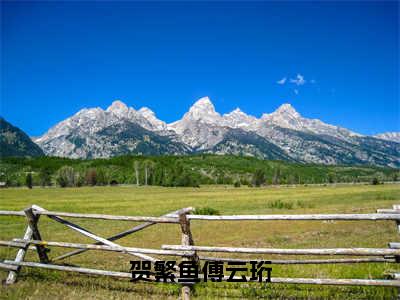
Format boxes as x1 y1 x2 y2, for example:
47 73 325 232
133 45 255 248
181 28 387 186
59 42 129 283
0 184 399 299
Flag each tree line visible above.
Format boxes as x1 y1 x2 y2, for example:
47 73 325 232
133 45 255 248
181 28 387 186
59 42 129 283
1 154 398 188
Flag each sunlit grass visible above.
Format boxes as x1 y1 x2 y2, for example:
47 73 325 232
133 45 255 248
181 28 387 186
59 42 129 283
0 184 399 299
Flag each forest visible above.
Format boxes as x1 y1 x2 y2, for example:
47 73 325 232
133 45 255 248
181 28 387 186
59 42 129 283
0 155 398 188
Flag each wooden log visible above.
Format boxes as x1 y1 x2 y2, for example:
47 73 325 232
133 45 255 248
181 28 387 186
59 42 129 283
390 203 400 300
24 207 49 263
391 273 400 280
0 240 37 251
389 243 400 249
2 260 188 284
32 205 159 262
2 240 391 263
377 209 400 214
0 240 40 252
11 239 195 256
198 256 394 264
162 245 400 256
266 277 400 287
179 212 197 300
187 214 400 221
3 260 400 287
0 240 27 248
31 209 179 223
5 225 33 284
52 207 194 262
392 205 400 235
4 260 132 279
0 262 18 271
0 210 25 216
179 213 196 257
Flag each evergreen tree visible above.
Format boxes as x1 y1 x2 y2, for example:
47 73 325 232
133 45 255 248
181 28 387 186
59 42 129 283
25 173 33 189
371 177 379 185
96 168 108 185
252 169 265 187
393 173 398 182
39 167 52 187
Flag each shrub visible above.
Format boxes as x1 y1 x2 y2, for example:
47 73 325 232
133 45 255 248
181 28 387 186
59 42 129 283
252 169 265 187
267 200 294 210
85 168 97 186
371 177 380 185
56 166 75 187
96 168 108 185
39 167 52 187
234 181 241 188
393 173 399 182
75 171 84 187
296 200 315 209
193 207 220 215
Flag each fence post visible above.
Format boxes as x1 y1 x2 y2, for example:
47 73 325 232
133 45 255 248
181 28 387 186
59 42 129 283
392 205 400 300
5 225 33 284
24 207 49 263
178 211 199 300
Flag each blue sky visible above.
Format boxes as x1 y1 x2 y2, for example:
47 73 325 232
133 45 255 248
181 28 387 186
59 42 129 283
1 1 399 136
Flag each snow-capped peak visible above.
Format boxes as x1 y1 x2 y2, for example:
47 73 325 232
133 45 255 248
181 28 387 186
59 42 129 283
76 107 103 117
138 106 155 116
258 103 359 140
106 100 131 116
33 96 399 168
189 96 215 112
228 108 244 115
222 108 257 129
374 132 400 143
138 107 167 131
273 103 300 118
260 103 302 130
184 96 221 123
166 96 223 148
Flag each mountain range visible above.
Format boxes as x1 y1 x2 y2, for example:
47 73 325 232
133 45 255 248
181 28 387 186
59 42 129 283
28 97 399 168
0 118 44 158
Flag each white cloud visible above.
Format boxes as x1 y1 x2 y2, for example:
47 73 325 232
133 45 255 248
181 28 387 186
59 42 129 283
290 74 306 86
277 77 287 85
294 89 299 95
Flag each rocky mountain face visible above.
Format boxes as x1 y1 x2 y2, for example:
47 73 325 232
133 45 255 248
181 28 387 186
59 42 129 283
374 132 400 143
0 118 44 158
258 104 359 142
35 101 182 159
34 97 400 167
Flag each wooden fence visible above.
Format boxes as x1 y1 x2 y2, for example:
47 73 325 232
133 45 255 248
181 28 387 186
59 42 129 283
1 204 400 299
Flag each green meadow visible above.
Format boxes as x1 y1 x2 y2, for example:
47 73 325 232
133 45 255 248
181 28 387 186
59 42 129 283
0 184 399 299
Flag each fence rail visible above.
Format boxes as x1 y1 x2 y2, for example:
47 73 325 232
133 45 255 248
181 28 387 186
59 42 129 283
1 204 400 299
4 210 400 221
187 213 400 221
162 245 400 256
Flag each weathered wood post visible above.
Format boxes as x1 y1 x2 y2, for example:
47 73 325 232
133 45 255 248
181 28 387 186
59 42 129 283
24 207 49 263
392 205 400 300
178 211 199 300
5 225 33 284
